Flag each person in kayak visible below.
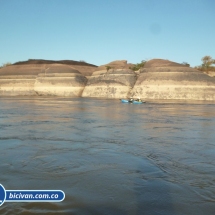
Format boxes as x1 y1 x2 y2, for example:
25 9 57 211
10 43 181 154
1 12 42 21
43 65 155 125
129 97 133 103
136 97 142 102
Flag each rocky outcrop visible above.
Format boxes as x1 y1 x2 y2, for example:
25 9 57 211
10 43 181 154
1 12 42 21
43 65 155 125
34 64 87 96
82 60 137 98
130 59 215 100
0 60 96 96
2 58 215 100
0 64 41 96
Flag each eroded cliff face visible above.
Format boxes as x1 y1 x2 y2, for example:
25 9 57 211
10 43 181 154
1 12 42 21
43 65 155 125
1 58 215 100
82 60 137 98
130 59 215 100
0 64 41 96
34 64 87 96
0 60 96 96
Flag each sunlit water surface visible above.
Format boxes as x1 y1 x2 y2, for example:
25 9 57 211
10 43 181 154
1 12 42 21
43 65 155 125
0 97 215 215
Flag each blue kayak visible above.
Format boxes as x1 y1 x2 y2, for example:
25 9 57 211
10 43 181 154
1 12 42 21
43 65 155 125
121 99 130 103
132 100 144 104
121 99 145 104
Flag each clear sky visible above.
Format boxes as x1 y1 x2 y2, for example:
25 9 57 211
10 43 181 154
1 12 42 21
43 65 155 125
0 0 215 67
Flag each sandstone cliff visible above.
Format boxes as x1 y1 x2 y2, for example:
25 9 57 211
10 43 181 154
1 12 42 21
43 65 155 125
1 58 215 100
0 64 41 96
0 60 97 96
82 60 137 98
34 64 87 96
130 59 215 100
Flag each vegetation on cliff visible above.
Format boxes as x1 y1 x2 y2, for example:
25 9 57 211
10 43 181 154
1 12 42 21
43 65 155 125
129 60 146 71
182 62 190 67
105 66 112 71
0 62 11 68
195 56 215 72
1 57 215 72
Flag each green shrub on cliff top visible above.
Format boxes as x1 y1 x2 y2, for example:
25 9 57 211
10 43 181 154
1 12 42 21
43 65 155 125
195 56 215 72
201 56 215 68
105 66 112 71
1 62 11 68
130 60 146 71
182 62 190 67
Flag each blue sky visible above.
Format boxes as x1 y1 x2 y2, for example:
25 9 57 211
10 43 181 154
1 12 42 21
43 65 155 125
0 0 215 67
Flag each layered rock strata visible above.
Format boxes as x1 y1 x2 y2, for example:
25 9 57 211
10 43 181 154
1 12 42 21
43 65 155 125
131 59 215 100
0 64 41 96
2 58 215 100
34 64 87 96
82 60 137 98
0 60 96 96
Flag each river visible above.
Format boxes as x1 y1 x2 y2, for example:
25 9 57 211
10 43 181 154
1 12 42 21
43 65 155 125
0 97 215 215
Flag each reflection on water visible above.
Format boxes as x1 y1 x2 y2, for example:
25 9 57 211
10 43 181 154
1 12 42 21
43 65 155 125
0 97 215 215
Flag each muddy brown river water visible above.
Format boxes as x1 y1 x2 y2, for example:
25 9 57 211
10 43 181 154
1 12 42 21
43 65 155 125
0 97 215 215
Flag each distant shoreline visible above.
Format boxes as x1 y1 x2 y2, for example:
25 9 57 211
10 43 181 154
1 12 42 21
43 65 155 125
1 59 215 100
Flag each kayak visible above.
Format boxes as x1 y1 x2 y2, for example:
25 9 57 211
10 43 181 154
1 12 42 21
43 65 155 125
120 99 145 104
121 99 130 103
132 100 144 104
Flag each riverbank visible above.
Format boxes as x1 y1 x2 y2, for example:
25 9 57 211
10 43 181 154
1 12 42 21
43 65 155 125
1 59 215 100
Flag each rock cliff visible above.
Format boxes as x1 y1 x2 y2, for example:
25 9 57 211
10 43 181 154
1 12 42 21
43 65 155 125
0 64 41 96
34 64 87 96
82 60 137 98
1 58 215 100
130 59 215 100
0 60 97 96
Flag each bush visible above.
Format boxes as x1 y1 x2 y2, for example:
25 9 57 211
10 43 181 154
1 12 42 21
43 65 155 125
195 56 215 72
182 62 190 67
2 62 12 67
201 56 215 68
129 60 146 71
105 66 112 71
